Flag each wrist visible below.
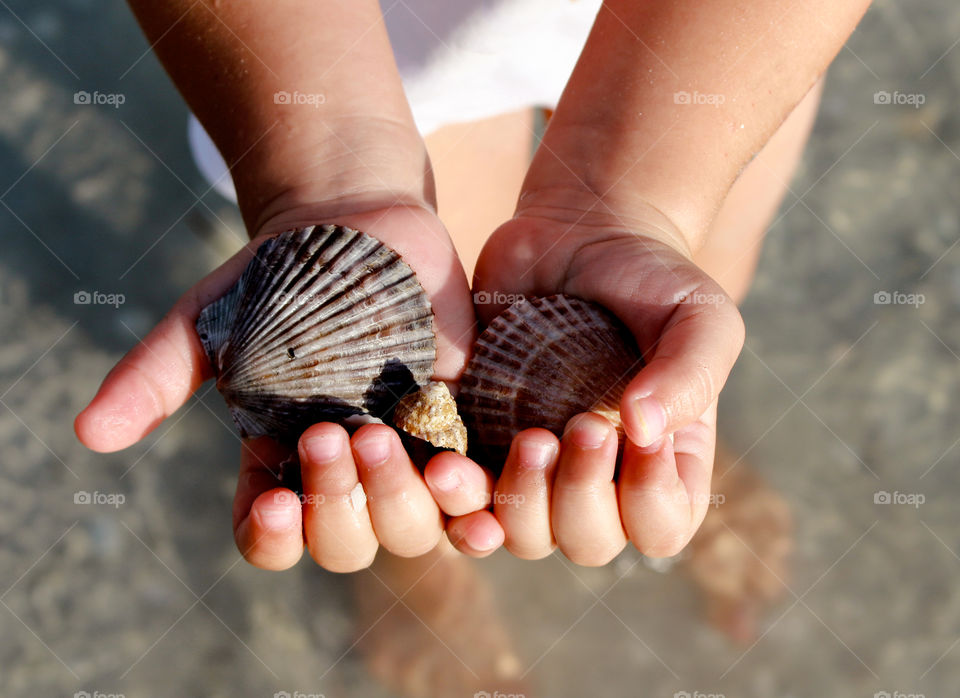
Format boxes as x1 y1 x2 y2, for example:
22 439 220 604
229 115 434 237
514 184 695 260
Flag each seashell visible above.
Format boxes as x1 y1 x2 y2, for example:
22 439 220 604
393 380 468 456
196 225 437 443
457 294 643 466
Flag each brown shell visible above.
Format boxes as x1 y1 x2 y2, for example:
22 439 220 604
196 225 436 443
393 381 468 455
457 295 643 466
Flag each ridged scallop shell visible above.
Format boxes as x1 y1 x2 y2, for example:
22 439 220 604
457 295 643 465
196 225 436 442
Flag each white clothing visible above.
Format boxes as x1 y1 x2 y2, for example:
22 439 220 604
190 0 602 202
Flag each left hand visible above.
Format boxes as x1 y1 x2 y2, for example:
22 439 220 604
423 205 744 565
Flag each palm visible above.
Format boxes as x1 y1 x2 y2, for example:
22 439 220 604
466 214 744 556
76 203 477 570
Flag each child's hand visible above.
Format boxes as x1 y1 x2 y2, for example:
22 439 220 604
435 208 743 565
75 204 479 571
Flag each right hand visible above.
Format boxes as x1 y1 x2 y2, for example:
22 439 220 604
74 202 485 572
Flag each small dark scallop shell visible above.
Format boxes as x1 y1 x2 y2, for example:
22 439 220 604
196 225 436 442
457 295 643 466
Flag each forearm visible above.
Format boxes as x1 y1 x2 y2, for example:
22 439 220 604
520 0 871 253
126 0 429 234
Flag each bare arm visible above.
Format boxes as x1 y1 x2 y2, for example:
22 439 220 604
520 0 872 251
77 2 479 572
465 2 873 563
125 0 432 234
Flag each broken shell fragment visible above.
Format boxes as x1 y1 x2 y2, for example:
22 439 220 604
393 380 468 456
196 225 436 443
457 294 643 466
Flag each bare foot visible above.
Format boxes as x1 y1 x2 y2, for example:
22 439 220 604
352 539 529 698
684 444 793 644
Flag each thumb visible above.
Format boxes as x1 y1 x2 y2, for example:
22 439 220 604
74 241 258 452
619 284 744 446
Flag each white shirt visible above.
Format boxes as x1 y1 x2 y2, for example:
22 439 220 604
190 0 602 201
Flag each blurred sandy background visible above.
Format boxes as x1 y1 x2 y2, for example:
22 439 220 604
2 1 960 696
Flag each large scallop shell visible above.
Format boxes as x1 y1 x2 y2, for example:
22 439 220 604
196 225 437 442
457 295 643 465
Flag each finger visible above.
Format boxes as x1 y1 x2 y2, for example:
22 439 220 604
619 279 744 446
233 437 304 570
351 424 443 557
551 413 626 566
445 510 505 558
495 428 559 560
619 402 718 557
424 452 494 516
74 239 262 453
299 423 379 573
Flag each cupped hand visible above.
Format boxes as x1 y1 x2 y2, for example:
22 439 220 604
75 203 479 571
427 206 744 565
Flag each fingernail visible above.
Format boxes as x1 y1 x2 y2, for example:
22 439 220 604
565 416 609 450
257 499 297 531
303 433 342 463
353 431 392 466
517 439 557 469
633 397 666 447
432 470 462 492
